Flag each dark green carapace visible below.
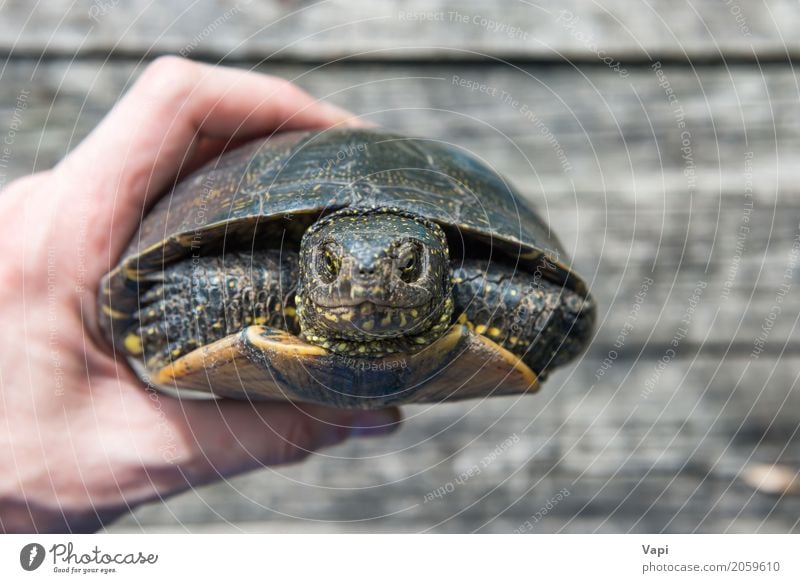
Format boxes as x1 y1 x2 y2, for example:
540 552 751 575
98 129 595 408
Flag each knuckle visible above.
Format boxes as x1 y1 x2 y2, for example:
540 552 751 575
142 55 196 81
136 56 200 103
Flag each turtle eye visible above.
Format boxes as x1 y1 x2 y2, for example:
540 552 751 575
398 244 421 283
319 245 339 282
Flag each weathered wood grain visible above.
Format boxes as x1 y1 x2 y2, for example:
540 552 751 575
2 60 798 349
104 354 800 533
3 60 799 198
1 0 798 61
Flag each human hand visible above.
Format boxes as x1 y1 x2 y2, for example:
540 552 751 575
0 57 401 533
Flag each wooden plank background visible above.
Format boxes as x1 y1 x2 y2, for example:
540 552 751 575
2 0 800 60
1 1 798 533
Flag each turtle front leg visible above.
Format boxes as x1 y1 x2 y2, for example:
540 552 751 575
451 259 595 378
126 249 299 372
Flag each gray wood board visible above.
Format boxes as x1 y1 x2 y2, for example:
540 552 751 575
1 0 798 61
1 60 798 351
105 354 800 533
3 60 799 199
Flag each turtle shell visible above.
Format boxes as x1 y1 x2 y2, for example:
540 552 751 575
99 128 584 349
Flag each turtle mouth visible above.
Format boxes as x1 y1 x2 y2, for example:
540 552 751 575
328 300 425 312
311 294 431 309
297 296 456 357
306 300 438 339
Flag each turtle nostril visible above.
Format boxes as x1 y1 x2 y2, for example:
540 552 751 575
358 266 376 278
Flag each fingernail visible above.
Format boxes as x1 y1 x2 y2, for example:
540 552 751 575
349 409 401 438
318 101 378 128
342 117 379 128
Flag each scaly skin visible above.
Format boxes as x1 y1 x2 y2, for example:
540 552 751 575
124 253 593 378
450 259 595 377
125 250 299 371
295 208 454 357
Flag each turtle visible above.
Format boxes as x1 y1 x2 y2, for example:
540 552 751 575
98 128 594 408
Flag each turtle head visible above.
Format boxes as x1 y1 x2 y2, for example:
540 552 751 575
296 208 453 355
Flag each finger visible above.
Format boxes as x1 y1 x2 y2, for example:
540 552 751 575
184 118 377 175
167 401 402 485
55 56 360 265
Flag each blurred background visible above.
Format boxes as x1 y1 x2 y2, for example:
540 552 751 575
2 0 799 532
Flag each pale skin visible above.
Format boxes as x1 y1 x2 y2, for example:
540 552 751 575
0 57 401 533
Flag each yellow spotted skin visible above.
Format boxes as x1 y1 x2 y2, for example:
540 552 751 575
451 260 594 377
125 251 593 381
123 333 143 355
296 207 454 356
129 250 299 372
